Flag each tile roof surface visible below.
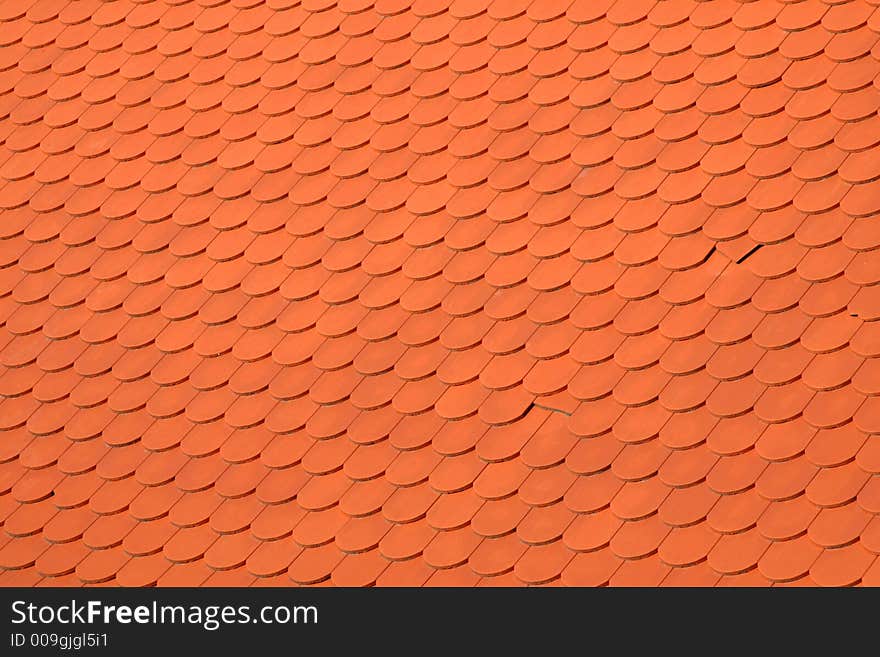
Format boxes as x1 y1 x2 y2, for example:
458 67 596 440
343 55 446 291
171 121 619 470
1 0 880 588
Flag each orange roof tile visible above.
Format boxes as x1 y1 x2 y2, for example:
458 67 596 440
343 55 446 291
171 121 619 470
3 0 880 588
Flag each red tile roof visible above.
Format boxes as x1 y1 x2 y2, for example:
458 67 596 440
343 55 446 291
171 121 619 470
2 0 880 587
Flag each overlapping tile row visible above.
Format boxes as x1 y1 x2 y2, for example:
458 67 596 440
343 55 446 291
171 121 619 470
1 0 880 587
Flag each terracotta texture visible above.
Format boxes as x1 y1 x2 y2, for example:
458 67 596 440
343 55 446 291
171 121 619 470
2 0 880 587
